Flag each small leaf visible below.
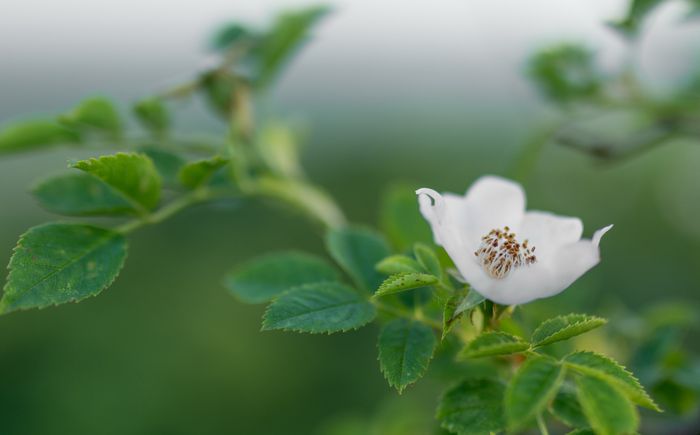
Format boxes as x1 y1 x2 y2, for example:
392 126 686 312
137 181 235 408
575 375 639 435
224 251 339 304
459 331 530 359
378 319 436 393
374 273 437 297
326 226 390 293
608 0 665 38
413 243 441 279
379 184 433 251
0 223 127 313
442 291 466 340
199 71 237 118
0 120 80 154
137 146 186 187
506 357 565 429
60 97 122 140
210 22 257 52
528 44 601 104
551 389 589 429
73 152 162 212
258 122 303 179
453 290 485 318
133 98 170 135
262 282 375 334
437 378 506 435
376 255 424 275
531 313 607 347
565 350 660 411
32 173 134 216
178 155 229 189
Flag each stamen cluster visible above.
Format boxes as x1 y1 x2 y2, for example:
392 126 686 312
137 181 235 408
474 226 537 279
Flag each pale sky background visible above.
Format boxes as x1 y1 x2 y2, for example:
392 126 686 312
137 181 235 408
1 0 699 119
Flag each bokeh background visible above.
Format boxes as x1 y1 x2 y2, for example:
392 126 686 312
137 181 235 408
1 0 699 434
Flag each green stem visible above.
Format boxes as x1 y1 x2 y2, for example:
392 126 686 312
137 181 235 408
536 413 550 435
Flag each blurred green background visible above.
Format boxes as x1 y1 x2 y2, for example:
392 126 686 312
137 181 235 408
1 1 700 434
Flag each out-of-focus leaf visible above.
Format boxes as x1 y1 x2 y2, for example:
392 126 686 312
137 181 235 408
378 319 436 393
178 156 229 189
437 378 506 435
413 243 442 280
376 255 424 275
459 331 530 359
651 377 699 415
0 120 80 154
224 251 339 304
32 173 134 216
133 98 170 135
199 71 237 118
608 0 666 38
261 282 375 333
453 290 486 318
210 22 257 52
257 122 303 178
506 357 565 429
326 226 390 293
72 152 162 212
575 375 639 435
0 223 127 313
528 44 601 104
531 314 607 347
60 97 122 140
137 146 186 187
380 184 433 251
374 273 438 297
551 389 590 429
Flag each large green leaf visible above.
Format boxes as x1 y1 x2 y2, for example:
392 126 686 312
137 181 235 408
224 251 339 304
0 223 127 313
0 120 80 154
374 273 438 297
459 331 530 359
262 282 375 334
72 152 162 212
378 319 436 393
565 351 659 410
531 314 607 347
32 173 135 216
575 375 639 435
326 226 390 293
506 357 565 429
178 156 229 189
380 184 433 251
437 378 506 435
60 97 122 140
551 389 589 429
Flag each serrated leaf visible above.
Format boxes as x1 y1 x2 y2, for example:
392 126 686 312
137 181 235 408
60 97 122 140
378 319 436 393
551 389 589 429
453 290 485 318
326 226 390 293
413 243 442 279
178 155 229 189
379 184 433 251
0 120 80 154
374 273 437 297
224 251 339 304
531 314 607 347
262 282 375 334
437 378 506 435
459 331 530 359
133 98 170 135
32 173 135 216
72 152 162 212
575 375 639 435
565 350 660 411
0 223 127 313
137 146 186 187
442 291 465 340
376 255 424 275
506 357 565 429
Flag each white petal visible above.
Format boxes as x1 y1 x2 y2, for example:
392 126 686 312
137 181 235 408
462 176 526 239
519 211 583 261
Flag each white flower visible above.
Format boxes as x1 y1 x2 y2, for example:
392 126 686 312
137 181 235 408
416 176 612 305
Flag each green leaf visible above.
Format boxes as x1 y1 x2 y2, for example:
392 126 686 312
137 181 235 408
608 0 665 38
551 389 589 429
378 319 436 393
210 22 257 52
528 44 601 104
31 173 134 216
564 351 660 411
224 251 339 304
178 155 229 189
506 357 565 429
437 378 506 435
326 226 390 293
258 122 303 179
531 314 607 347
566 430 596 435
453 290 485 318
0 120 80 154
376 255 424 275
137 146 186 187
133 98 170 135
60 97 122 140
72 152 162 212
442 291 466 340
0 223 127 313
254 6 330 88
199 71 237 118
380 184 432 251
459 331 530 359
374 273 437 297
262 282 376 334
413 243 441 279
575 375 639 435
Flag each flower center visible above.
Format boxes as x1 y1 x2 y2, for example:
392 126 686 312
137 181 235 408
474 226 537 279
